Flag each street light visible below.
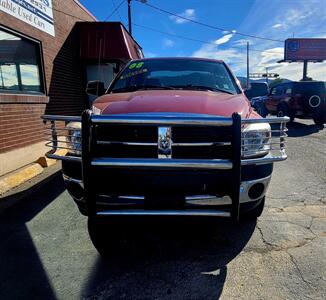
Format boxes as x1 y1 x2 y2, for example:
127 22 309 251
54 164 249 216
128 0 147 36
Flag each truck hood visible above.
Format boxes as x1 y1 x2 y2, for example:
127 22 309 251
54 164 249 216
93 90 251 118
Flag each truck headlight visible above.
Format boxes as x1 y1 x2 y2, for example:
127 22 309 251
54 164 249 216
242 123 271 158
92 106 101 115
66 122 81 155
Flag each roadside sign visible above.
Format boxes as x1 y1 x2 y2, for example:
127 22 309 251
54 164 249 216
0 0 55 36
284 38 326 61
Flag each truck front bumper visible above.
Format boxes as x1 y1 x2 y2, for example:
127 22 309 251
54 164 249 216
61 155 273 217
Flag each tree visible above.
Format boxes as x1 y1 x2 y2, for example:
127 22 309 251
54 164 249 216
269 78 283 88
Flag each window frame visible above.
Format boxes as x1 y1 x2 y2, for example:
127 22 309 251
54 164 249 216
270 87 277 95
0 24 46 95
283 83 293 95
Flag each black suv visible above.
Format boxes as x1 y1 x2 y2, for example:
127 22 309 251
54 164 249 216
244 82 269 100
263 81 326 125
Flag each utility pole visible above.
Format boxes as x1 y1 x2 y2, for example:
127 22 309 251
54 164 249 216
127 0 147 36
303 60 308 80
0 66 4 89
246 41 250 89
128 0 132 36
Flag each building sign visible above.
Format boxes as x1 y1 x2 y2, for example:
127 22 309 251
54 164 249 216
284 38 326 61
0 0 55 36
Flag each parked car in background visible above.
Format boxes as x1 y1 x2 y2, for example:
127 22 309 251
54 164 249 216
42 57 289 255
244 82 269 100
264 81 326 125
251 96 269 117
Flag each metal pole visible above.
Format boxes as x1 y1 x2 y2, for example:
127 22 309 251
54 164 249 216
0 65 4 88
246 41 250 89
128 0 132 36
265 67 268 85
303 60 308 81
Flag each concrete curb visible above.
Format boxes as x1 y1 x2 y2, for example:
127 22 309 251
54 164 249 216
0 163 44 196
0 150 66 197
0 161 62 213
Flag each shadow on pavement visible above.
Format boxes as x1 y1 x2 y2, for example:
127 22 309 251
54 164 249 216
286 121 323 137
82 217 256 299
0 174 65 300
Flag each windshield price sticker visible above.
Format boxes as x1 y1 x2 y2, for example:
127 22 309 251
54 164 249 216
120 68 148 79
129 62 144 69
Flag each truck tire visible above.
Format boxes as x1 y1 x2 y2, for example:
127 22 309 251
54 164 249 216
88 217 128 256
313 115 325 126
277 103 294 122
240 197 265 220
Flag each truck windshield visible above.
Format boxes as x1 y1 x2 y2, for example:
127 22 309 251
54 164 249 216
109 59 240 95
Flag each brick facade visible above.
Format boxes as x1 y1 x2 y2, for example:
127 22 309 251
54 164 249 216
0 0 95 173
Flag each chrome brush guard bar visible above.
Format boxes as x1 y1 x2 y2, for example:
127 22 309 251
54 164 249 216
42 111 289 220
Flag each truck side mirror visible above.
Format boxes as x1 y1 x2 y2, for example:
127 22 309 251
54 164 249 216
86 81 105 96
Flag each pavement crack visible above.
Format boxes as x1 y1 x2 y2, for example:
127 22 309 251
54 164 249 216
286 250 314 291
256 224 274 248
264 218 317 237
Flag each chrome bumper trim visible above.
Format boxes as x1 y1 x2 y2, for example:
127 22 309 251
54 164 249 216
62 174 83 187
185 175 271 205
65 176 271 206
241 151 287 166
239 175 271 203
96 209 230 217
91 158 233 170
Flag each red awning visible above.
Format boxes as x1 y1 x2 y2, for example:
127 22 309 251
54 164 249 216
78 22 143 62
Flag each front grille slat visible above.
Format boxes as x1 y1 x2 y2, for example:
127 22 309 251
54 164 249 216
94 125 232 159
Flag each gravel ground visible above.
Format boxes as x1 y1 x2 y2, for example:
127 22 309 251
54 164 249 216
0 119 325 300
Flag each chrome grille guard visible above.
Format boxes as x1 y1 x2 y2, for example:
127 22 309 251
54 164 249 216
42 112 289 166
42 111 289 220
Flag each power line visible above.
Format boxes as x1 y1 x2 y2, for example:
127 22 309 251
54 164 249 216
104 0 126 21
111 0 123 23
52 6 91 21
137 1 284 43
133 23 283 55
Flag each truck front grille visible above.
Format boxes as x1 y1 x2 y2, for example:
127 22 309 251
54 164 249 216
94 124 232 159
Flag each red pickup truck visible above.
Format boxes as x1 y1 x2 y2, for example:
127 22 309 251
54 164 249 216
43 58 288 254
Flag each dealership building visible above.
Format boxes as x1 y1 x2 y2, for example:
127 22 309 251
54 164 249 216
0 0 143 176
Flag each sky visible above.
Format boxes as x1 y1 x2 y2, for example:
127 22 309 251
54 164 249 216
80 0 326 81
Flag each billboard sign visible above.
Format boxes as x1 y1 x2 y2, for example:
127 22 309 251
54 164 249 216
0 0 55 36
284 38 326 61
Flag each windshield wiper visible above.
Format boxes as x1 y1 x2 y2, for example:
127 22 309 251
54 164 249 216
112 85 176 93
181 85 234 95
137 85 176 90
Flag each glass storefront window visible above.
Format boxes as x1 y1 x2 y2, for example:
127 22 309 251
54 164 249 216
0 27 44 94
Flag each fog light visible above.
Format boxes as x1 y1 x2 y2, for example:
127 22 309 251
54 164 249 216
248 183 265 199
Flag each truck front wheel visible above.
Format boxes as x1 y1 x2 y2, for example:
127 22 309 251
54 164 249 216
240 197 265 220
313 113 325 126
88 217 128 256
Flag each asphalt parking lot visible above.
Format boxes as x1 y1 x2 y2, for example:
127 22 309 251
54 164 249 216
0 119 325 300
